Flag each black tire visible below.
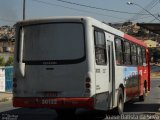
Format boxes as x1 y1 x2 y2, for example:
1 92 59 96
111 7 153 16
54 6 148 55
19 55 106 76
93 110 107 119
113 87 124 115
139 87 146 102
56 109 76 120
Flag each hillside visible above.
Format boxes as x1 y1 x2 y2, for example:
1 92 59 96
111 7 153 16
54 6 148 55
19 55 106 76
0 23 160 64
110 22 160 43
0 26 15 41
0 22 160 43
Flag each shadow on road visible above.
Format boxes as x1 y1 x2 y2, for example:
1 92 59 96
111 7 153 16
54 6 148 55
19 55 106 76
0 104 160 120
0 108 106 120
124 100 160 113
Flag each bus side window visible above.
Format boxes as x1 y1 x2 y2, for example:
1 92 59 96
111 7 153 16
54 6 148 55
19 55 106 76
115 38 124 65
124 41 131 65
131 44 137 65
142 48 146 65
94 30 107 65
137 46 143 65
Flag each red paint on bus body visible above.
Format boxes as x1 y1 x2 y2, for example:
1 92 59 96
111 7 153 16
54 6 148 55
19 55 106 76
13 97 94 109
124 33 150 97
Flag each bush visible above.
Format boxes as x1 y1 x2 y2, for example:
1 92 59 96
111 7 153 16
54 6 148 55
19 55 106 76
0 56 14 66
5 56 13 66
0 57 5 66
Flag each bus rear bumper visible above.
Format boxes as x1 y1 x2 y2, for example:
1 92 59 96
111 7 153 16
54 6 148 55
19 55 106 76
13 97 94 110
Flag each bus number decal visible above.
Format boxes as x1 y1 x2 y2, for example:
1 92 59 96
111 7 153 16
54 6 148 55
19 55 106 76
96 69 100 73
42 99 57 105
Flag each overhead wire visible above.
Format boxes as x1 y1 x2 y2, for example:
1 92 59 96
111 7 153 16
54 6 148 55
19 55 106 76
33 0 160 23
114 14 156 23
32 0 128 21
130 0 157 20
55 0 150 15
149 18 156 22
129 0 159 22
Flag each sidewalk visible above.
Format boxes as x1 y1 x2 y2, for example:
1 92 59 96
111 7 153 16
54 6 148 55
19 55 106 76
151 76 160 79
0 92 12 103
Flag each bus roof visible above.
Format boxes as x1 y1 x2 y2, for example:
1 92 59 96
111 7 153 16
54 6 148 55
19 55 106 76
16 16 147 48
16 16 92 25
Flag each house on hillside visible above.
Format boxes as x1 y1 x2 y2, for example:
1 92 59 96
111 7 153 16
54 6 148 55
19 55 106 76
144 40 159 48
0 26 15 53
0 38 14 53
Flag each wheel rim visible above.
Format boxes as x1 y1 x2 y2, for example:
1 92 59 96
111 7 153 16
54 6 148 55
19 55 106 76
143 87 146 99
119 97 123 113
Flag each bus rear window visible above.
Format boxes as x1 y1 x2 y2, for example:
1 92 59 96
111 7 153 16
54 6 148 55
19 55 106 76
21 23 85 62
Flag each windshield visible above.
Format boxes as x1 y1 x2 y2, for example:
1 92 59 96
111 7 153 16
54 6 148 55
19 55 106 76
21 23 85 64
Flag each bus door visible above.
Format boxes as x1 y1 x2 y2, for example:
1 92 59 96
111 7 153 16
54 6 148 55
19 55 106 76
94 30 115 110
107 39 115 108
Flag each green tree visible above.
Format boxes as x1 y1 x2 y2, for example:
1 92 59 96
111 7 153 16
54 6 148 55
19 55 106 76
5 56 13 66
0 57 5 66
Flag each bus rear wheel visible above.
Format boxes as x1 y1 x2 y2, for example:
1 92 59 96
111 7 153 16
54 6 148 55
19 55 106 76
56 109 76 120
113 87 124 115
139 87 146 102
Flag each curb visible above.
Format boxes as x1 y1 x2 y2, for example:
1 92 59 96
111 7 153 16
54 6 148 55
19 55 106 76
0 92 12 103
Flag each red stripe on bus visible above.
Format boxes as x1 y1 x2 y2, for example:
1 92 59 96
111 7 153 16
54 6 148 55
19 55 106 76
13 97 94 110
124 34 147 48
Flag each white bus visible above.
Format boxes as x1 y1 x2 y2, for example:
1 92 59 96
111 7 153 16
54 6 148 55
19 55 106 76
13 17 150 116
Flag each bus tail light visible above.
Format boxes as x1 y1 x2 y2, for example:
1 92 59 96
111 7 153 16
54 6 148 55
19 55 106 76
85 83 91 88
85 77 91 88
85 77 91 83
84 77 91 96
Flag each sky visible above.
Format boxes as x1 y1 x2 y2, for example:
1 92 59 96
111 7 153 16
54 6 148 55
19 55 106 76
0 0 160 26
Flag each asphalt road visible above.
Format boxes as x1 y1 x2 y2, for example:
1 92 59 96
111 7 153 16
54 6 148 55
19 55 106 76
0 78 160 120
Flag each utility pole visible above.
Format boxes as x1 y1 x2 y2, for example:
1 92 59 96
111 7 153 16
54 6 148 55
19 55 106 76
23 0 26 20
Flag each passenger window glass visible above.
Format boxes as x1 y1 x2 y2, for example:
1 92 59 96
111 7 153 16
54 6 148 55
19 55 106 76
115 38 124 65
137 47 143 65
124 41 131 65
142 48 146 64
94 30 107 65
131 44 137 65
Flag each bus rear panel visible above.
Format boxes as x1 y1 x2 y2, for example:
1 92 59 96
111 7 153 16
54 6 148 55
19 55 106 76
13 18 94 109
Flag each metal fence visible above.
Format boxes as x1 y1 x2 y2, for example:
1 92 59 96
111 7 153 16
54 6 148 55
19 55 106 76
5 66 13 92
0 66 13 92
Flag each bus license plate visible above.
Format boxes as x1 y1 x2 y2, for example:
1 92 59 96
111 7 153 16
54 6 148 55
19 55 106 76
42 99 57 105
